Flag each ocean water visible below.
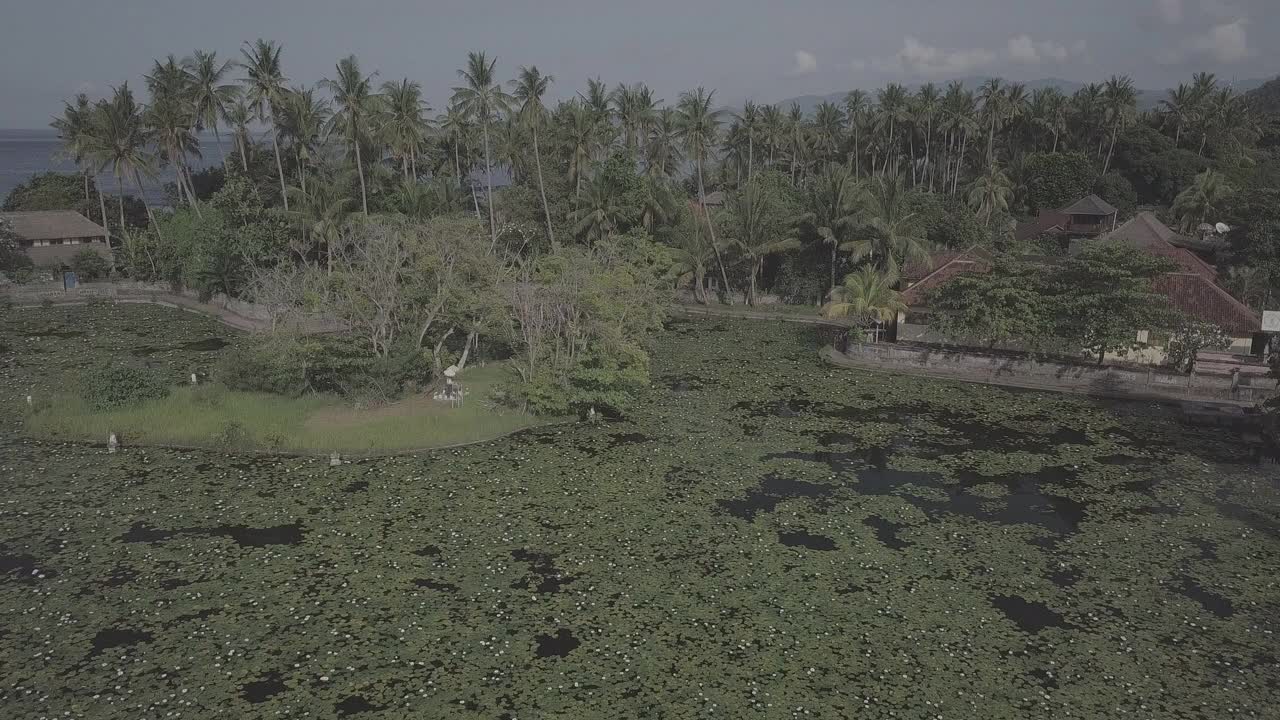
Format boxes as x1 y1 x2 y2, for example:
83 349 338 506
0 129 225 207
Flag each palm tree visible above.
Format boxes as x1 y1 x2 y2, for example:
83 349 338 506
145 55 201 208
438 103 481 218
452 51 513 250
1160 83 1197 147
978 79 1008 167
511 66 556 245
966 163 1014 229
1172 170 1233 232
787 103 809 183
843 90 869 176
842 172 930 279
85 84 162 239
821 266 906 341
760 104 786 169
322 55 377 215
644 106 683 178
564 100 597 192
285 172 353 272
732 101 760 184
676 87 732 299
225 98 253 172
613 83 658 155
277 87 330 194
877 83 910 171
52 93 113 252
1030 87 1068 153
812 102 845 167
184 50 239 165
240 39 290 210
570 174 624 244
806 163 864 292
915 83 941 188
669 206 719 304
379 78 430 181
722 181 801 305
1101 75 1137 174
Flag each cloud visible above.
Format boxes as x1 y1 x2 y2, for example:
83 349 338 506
888 36 997 76
790 50 818 75
1006 35 1076 64
1156 0 1183 24
1195 19 1249 62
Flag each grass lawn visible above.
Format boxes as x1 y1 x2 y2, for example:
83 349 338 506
3 303 548 454
25 363 546 454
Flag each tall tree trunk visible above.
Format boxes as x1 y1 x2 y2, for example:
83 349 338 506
698 161 732 305
830 246 837 293
986 119 996 166
116 174 126 232
853 125 860 177
132 169 163 242
482 122 497 250
532 126 556 247
271 125 289 211
1103 123 1119 175
97 182 113 272
402 154 410 181
411 147 417 180
82 172 89 202
354 135 369 215
213 125 226 166
909 129 918 185
1051 129 1059 153
747 134 754 185
238 132 249 172
884 120 896 173
748 258 759 306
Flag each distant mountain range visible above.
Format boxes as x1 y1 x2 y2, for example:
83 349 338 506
769 76 1275 117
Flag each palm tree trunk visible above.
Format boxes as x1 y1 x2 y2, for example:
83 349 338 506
830 246 837 293
909 129 917 185
987 120 996 166
853 125 860 177
698 161 732 305
748 258 759 306
1051 129 1059 153
82 172 90 202
271 126 289 211
482 121 497 250
354 135 369 215
402 154 410 181
747 135 754 185
239 132 249 172
213 125 226 166
532 126 555 247
116 174 126 232
132 169 163 242
98 184 114 272
1103 123 1119 175
411 147 418 179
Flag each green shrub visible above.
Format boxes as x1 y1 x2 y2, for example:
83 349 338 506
215 337 307 396
215 420 249 449
70 249 109 281
189 383 227 408
82 365 171 410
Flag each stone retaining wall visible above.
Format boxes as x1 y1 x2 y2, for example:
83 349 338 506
1 281 343 334
837 342 1276 404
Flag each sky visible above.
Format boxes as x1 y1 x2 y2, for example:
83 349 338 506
1 0 1277 128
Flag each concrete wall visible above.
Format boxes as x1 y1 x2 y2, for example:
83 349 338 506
841 341 1275 404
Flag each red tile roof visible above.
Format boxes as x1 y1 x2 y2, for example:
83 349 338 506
1013 211 1069 242
901 247 992 305
1106 212 1218 279
901 250 964 282
1153 272 1260 336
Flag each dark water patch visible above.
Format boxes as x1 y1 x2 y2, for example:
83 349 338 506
1048 566 1082 588
89 627 153 656
817 432 858 446
242 673 286 703
100 567 138 588
414 545 441 557
121 521 305 547
864 516 911 550
511 548 572 594
0 551 52 582
194 463 217 472
607 432 653 448
991 595 1067 633
160 577 193 590
21 329 86 338
1192 539 1219 561
1211 497 1280 539
535 629 580 658
335 695 383 716
413 578 459 592
174 608 219 623
1030 667 1060 690
1048 427 1092 445
716 473 835 521
778 529 836 551
178 338 229 352
764 449 861 475
342 481 368 493
1176 576 1234 618
837 584 865 594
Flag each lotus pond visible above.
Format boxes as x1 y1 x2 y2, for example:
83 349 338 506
1 305 1278 718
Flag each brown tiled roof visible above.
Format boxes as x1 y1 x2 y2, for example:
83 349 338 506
1153 272 1260 336
1061 194 1118 216
1014 211 1069 242
901 250 963 282
1105 212 1218 279
901 247 992 306
1 210 107 241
